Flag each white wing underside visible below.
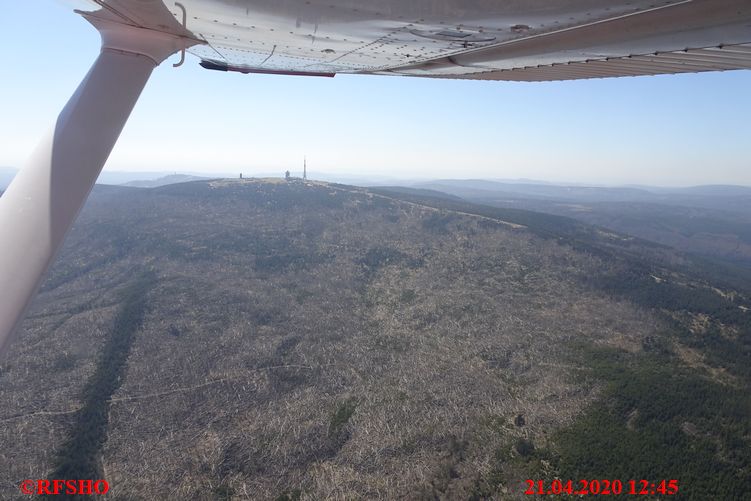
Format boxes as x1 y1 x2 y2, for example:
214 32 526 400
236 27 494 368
68 0 751 80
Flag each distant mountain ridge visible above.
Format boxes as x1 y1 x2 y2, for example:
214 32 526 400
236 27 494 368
413 179 751 204
120 174 213 188
408 179 751 268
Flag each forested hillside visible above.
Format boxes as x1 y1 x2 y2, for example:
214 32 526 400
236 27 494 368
0 179 748 499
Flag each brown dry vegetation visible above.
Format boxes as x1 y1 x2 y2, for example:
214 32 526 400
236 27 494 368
1 180 666 499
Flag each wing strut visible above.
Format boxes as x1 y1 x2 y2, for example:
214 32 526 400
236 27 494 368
0 16 196 355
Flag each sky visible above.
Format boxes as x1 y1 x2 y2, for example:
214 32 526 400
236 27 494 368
1 1 750 186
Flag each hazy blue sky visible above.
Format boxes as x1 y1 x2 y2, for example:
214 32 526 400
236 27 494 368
2 1 750 186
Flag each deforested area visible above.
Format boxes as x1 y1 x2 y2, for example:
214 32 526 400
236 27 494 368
1 179 749 499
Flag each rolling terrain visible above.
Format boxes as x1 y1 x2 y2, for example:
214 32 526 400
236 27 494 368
1 179 749 500
412 180 751 268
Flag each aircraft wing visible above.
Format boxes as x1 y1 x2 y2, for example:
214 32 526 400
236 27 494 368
69 0 751 80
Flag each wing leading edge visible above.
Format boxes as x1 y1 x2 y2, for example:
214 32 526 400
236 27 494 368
67 0 751 80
